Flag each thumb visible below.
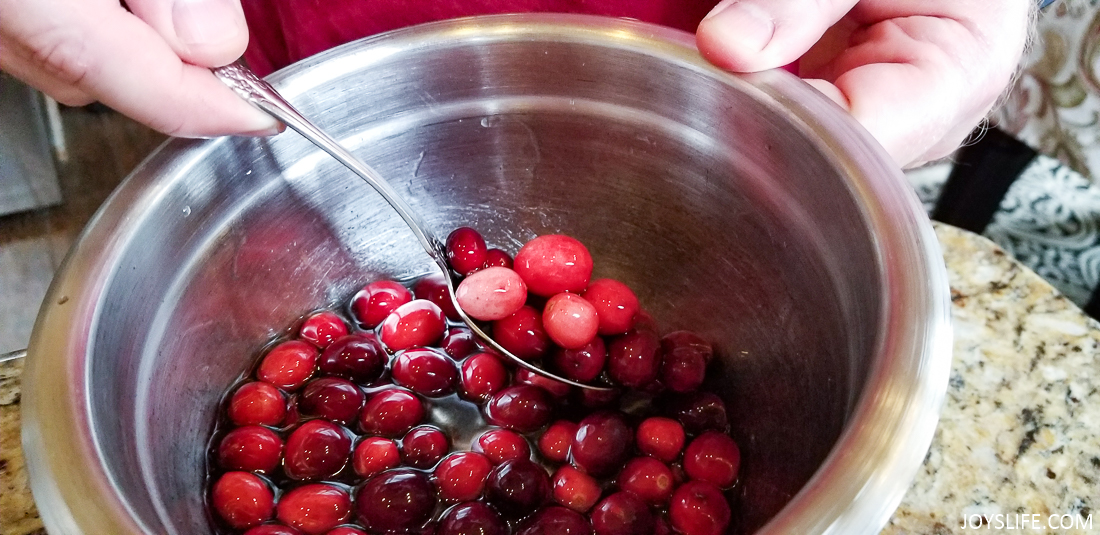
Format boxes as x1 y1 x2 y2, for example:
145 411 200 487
697 0 857 72
125 0 248 67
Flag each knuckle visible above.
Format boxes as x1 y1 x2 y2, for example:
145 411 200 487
29 28 93 87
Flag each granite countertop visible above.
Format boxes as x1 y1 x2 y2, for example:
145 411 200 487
2 223 1098 534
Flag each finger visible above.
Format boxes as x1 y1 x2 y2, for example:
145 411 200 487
124 0 248 67
0 40 95 105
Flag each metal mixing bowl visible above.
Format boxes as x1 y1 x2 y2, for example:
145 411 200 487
22 14 951 534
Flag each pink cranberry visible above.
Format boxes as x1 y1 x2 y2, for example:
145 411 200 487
486 458 552 518
299 377 365 426
538 420 578 463
359 388 425 437
460 352 508 402
606 329 661 388
437 501 508 535
669 481 730 535
683 432 741 488
492 306 550 361
455 267 528 321
636 417 686 463
298 311 348 349
350 280 413 329
542 293 599 350
515 506 593 535
380 299 447 351
582 279 640 336
433 451 494 501
211 471 274 530
617 457 674 505
669 392 729 434
353 437 400 478
513 235 593 297
217 426 284 473
317 333 386 384
442 327 479 360
391 348 458 397
257 341 319 391
284 420 352 480
355 469 436 533
401 426 449 469
446 227 489 275
484 385 553 433
515 368 571 399
276 484 351 535
474 428 531 464
549 338 607 383
228 382 287 427
413 273 460 320
482 248 514 270
590 492 654 535
552 465 601 513
571 411 633 477
242 525 301 535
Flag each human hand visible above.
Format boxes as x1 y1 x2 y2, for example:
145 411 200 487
0 0 279 137
696 0 1033 168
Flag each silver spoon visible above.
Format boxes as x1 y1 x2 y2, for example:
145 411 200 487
213 62 610 392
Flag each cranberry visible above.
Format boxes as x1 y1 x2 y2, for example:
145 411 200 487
571 411 633 477
668 481 730 535
659 333 709 393
455 266 528 321
284 420 352 480
401 425 449 469
437 501 508 535
661 331 713 363
516 506 593 535
242 525 301 535
575 386 621 409
391 348 458 397
636 417 685 463
582 279 640 336
474 429 531 464
217 426 284 473
324 528 367 535
683 432 741 488
355 469 436 533
317 334 386 384
486 458 552 518
552 465 601 513
668 392 729 434
380 299 447 351
299 377 365 426
632 310 659 334
514 235 593 297
359 388 425 437
491 306 550 361
350 280 413 329
353 436 400 478
446 227 489 275
211 471 274 530
549 338 607 383
459 352 508 402
433 451 494 501
484 385 553 433
617 457 674 505
606 329 661 388
482 248 514 270
590 492 654 535
275 484 351 535
413 273 460 320
298 311 348 349
515 368 571 399
542 293 599 350
538 420 578 463
257 341 319 391
228 382 287 427
442 327 479 360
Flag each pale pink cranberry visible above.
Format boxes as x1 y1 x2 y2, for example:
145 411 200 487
257 341 319 391
582 279 640 336
355 469 436 533
353 437 400 478
441 327 478 360
482 248 514 270
217 426 284 473
474 429 531 464
401 426 449 469
228 382 287 427
514 368 571 399
492 306 550 361
549 337 606 383
636 417 685 463
358 388 425 437
283 420 352 480
299 377 365 426
350 280 413 329
669 481 730 535
455 267 528 321
538 420 578 463
486 458 552 518
606 329 661 388
460 352 508 402
446 227 489 275
515 506 593 535
242 525 301 535
484 385 553 433
380 299 447 351
513 235 593 297
413 273 460 320
542 293 599 350
298 311 348 349
211 471 274 530
438 501 508 535
670 392 729 434
276 484 351 535
433 451 494 501
391 348 458 397
317 333 386 384
590 492 654 535
683 432 741 488
551 465 601 513
617 457 674 505
571 411 632 477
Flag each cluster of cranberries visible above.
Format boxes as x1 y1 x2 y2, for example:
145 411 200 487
208 229 740 535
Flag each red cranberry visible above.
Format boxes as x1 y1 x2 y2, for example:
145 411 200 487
355 469 436 533
413 273 460 320
669 392 729 434
636 417 685 463
350 280 413 329
446 227 489 275
284 420 352 480
590 492 654 535
442 327 479 360
632 310 659 334
437 501 508 535
299 377 365 426
401 425 449 469
516 506 593 535
552 466 601 513
514 235 593 297
391 348 458 397
486 458 552 518
683 432 741 488
217 426 284 473
575 386 621 409
515 368 571 399
538 420 578 463
606 329 661 388
571 411 633 477
492 306 550 361
459 352 508 402
654 517 673 535
474 429 531 464
275 484 351 535
484 385 553 433
380 299 447 351
317 334 386 384
550 338 607 384
298 311 348 349
668 481 730 535
353 436 400 478
617 457 674 505
257 341 319 391
211 471 274 530
542 293 599 350
359 388 425 437
324 528 367 535
582 279 640 336
661 331 713 363
482 248 514 270
242 525 301 535
455 267 528 321
659 334 709 393
433 451 494 501
228 382 287 427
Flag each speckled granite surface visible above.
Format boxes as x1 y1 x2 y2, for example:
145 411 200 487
2 224 1098 535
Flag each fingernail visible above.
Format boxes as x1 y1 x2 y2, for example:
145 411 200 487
241 120 286 137
703 1 775 53
173 0 246 47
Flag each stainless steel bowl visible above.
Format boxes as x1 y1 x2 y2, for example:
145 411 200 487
23 14 951 534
